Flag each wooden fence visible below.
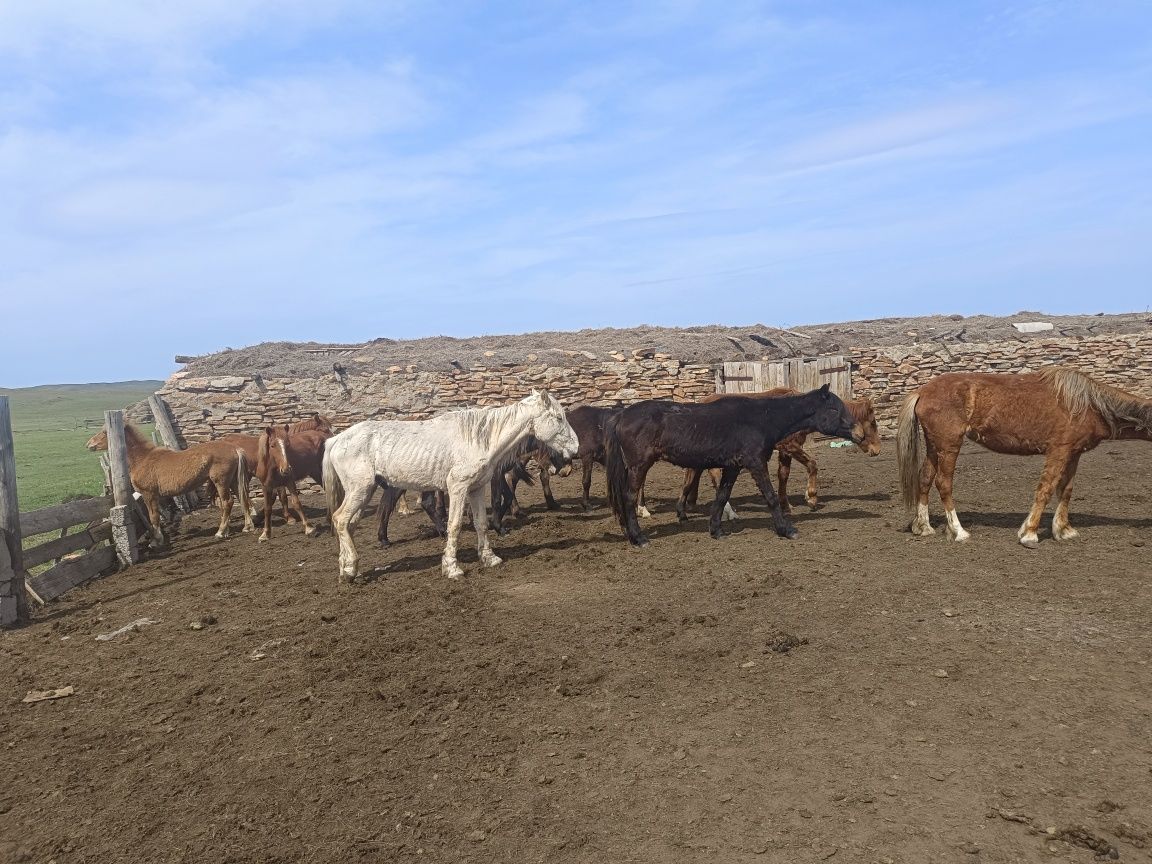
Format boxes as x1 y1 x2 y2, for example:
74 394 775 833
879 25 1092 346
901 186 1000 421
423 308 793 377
718 355 852 398
0 400 141 626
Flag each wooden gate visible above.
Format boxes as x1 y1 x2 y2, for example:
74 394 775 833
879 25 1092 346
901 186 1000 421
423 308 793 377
718 355 852 398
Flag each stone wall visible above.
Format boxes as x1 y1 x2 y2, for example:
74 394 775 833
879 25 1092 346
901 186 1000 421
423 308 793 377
157 355 717 444
156 330 1152 443
852 332 1152 431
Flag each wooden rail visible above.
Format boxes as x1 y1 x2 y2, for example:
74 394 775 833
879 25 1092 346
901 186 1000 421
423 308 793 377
0 400 143 625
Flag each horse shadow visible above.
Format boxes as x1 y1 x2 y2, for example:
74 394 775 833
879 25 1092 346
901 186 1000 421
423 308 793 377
957 510 1152 531
359 534 615 580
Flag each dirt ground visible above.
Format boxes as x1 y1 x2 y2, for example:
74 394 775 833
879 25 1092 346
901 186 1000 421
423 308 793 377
2 442 1151 863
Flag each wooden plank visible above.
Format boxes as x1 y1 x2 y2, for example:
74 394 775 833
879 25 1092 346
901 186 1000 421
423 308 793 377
0 396 26 625
29 544 115 603
104 411 135 507
148 395 196 511
23 522 111 570
21 496 113 538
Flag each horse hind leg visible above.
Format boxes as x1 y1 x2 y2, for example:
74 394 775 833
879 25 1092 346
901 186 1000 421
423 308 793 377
213 483 235 539
334 483 373 581
932 450 969 542
910 443 939 536
1018 451 1070 548
1051 453 1082 541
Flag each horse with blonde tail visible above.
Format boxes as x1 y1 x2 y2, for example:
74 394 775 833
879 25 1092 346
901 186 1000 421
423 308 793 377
323 390 579 581
897 368 1152 547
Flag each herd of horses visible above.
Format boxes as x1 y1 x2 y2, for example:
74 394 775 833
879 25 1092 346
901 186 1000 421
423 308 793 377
84 366 1152 580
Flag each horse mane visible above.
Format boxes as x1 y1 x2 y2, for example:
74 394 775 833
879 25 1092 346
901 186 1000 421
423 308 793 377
123 423 156 451
847 397 875 423
453 401 532 450
1040 367 1152 435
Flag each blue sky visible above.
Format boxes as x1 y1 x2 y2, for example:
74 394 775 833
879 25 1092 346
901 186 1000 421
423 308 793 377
2 0 1150 386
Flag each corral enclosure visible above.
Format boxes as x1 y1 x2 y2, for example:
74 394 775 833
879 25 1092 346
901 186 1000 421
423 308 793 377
150 312 1152 443
4 310 1152 863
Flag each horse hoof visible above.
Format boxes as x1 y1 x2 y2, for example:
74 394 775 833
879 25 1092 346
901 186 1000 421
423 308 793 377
630 536 650 549
1053 527 1079 541
258 534 269 543
546 502 561 511
779 529 797 540
481 553 503 568
304 527 317 537
1018 535 1040 549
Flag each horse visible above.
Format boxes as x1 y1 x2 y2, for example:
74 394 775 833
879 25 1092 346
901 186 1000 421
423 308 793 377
897 368 1152 547
253 425 332 541
678 390 881 519
566 405 625 511
217 413 334 521
604 384 865 547
86 423 254 546
323 390 580 580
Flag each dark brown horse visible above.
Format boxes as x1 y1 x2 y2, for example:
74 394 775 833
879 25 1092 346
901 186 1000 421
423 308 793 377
566 405 629 511
679 390 881 518
605 385 866 546
897 368 1152 547
86 423 254 546
254 424 331 541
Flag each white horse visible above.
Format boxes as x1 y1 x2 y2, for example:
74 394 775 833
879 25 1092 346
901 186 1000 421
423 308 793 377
323 390 580 581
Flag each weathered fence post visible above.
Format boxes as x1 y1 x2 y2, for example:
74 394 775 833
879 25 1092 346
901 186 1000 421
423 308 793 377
104 410 140 567
0 396 29 626
148 394 197 512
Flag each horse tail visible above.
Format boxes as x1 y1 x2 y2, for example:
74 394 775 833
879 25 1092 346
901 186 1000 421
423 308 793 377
235 448 253 518
604 414 629 528
896 392 922 514
323 440 343 521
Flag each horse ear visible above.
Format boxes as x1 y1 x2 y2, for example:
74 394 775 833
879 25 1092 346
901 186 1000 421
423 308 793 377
264 426 275 436
819 383 831 397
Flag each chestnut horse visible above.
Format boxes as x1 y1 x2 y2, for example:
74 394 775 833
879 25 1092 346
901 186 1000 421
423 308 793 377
86 423 254 546
678 390 881 518
254 424 332 541
219 413 333 521
604 385 866 547
897 368 1152 547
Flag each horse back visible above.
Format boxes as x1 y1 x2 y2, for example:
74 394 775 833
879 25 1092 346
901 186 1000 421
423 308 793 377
916 372 1107 453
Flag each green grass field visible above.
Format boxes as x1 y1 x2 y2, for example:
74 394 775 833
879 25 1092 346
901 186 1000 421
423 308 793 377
1 382 163 512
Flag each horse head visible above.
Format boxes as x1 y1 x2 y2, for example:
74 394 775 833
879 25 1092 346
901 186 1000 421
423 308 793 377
258 425 292 478
809 384 867 446
85 428 109 451
526 390 579 459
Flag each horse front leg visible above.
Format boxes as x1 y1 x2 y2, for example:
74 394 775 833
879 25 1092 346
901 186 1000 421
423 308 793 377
934 449 969 541
285 480 313 536
708 467 741 539
1018 450 1070 548
747 461 797 539
441 484 469 579
469 487 502 569
259 480 276 542
1051 452 1082 541
581 457 594 510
